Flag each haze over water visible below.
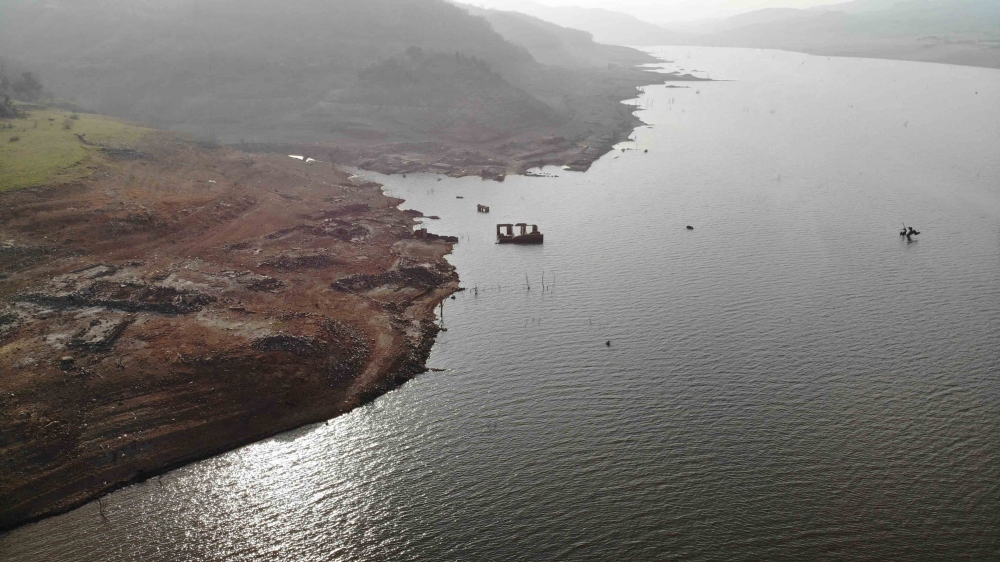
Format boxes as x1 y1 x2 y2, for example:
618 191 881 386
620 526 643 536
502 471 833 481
3 47 998 561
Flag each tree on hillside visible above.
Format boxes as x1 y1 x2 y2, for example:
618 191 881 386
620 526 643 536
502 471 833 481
0 67 20 117
0 95 18 119
12 72 43 102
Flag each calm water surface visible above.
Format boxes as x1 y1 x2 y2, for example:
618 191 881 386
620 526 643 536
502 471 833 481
3 47 999 561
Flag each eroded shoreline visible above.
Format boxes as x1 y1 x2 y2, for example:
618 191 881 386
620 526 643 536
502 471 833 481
0 133 460 531
0 67 677 531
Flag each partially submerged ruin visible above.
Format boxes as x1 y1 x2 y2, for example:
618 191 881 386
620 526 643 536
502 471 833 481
497 223 544 244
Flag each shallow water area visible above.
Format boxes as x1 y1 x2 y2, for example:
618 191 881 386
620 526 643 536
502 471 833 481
2 47 999 561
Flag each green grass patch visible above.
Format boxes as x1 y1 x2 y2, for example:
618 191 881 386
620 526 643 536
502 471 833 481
0 107 152 192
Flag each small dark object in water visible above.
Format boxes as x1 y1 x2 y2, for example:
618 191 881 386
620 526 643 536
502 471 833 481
456 196 464 199
901 224 920 239
686 225 694 230
497 223 543 244
644 149 648 153
450 296 456 300
606 340 611 347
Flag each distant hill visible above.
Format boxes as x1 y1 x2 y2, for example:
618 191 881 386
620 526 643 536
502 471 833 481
486 0 1000 69
462 0 694 47
0 0 660 174
810 0 915 15
699 0 1000 68
461 5 654 69
680 8 821 35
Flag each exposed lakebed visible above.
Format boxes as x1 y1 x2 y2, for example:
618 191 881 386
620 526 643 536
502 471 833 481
3 47 998 561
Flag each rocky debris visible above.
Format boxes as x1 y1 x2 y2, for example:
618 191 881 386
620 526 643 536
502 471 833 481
320 319 371 381
356 154 426 175
0 311 20 341
235 273 284 292
222 241 253 253
413 229 459 243
662 72 714 82
266 223 368 243
99 148 148 161
212 196 258 221
67 264 118 279
315 204 371 220
436 149 505 168
252 334 320 356
108 209 158 234
479 168 506 182
0 244 54 273
258 253 341 271
19 280 215 315
332 265 449 293
69 313 135 351
249 321 371 382
357 320 441 402
273 190 302 201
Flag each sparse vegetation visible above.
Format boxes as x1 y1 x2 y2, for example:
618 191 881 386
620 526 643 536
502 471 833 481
0 107 151 192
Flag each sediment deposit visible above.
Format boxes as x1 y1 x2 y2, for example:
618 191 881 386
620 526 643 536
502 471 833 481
0 132 458 529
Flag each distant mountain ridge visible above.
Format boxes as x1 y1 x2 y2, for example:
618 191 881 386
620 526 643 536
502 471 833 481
694 0 1000 68
480 0 1000 69
460 0 696 47
461 4 654 69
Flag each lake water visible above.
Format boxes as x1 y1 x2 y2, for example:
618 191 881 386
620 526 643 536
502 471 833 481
2 47 998 561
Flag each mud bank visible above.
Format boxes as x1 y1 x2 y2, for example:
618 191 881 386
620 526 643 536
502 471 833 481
0 132 458 531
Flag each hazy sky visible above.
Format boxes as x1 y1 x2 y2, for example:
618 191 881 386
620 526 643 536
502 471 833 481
468 0 849 22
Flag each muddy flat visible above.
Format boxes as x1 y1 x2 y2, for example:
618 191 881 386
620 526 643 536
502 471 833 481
0 131 457 529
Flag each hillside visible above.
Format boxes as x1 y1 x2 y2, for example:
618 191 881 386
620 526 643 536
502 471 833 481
1 107 150 192
0 0 661 175
463 5 654 69
468 0 695 47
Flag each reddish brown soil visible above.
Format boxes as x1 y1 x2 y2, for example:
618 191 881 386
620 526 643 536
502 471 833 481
0 133 457 530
